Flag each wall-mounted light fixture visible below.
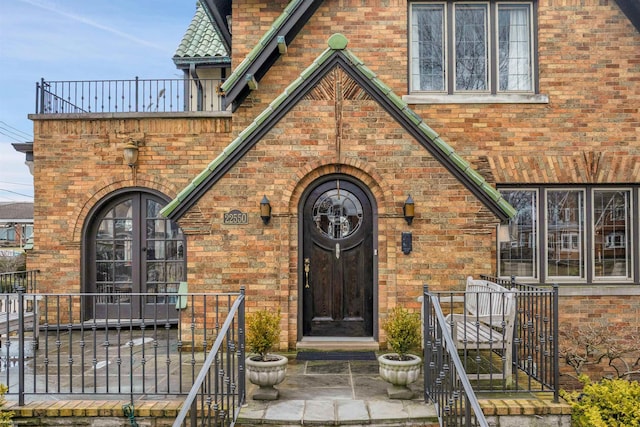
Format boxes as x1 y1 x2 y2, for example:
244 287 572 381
123 138 139 167
497 223 512 243
403 195 415 225
260 195 271 225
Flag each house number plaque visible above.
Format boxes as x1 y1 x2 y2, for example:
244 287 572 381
224 209 248 225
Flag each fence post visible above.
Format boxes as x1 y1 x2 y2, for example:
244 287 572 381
38 78 46 114
552 283 559 402
422 284 430 402
16 285 25 406
135 76 139 112
238 286 246 406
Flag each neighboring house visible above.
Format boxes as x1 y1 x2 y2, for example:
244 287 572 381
0 202 33 252
19 0 639 382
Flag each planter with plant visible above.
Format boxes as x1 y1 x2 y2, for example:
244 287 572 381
378 307 422 399
245 309 288 400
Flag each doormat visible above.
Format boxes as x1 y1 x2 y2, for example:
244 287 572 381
296 351 377 361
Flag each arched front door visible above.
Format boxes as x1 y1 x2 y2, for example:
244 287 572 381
85 191 186 319
302 178 374 337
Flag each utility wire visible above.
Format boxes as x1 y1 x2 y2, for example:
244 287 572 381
0 181 32 187
0 127 30 143
0 121 32 140
0 189 33 198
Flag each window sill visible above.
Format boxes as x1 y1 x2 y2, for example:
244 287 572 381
557 284 640 297
403 93 549 105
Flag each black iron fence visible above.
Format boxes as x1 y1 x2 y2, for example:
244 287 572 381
422 278 559 426
173 288 245 427
0 290 245 417
480 275 560 398
0 270 38 293
423 285 490 427
36 77 225 114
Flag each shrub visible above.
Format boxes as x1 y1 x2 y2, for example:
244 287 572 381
0 384 13 426
561 375 640 427
246 309 281 362
383 307 421 360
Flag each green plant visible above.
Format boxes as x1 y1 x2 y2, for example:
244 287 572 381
383 307 421 360
0 384 13 426
246 309 281 362
561 375 640 427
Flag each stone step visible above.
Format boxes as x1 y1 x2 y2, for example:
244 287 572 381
296 337 380 351
236 399 439 426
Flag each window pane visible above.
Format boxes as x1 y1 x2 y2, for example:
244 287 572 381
498 4 532 91
547 190 584 279
499 190 537 278
593 190 631 279
411 4 445 91
455 4 488 91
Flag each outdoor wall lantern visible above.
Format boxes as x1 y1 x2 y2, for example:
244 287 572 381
260 195 272 225
123 138 139 167
403 195 415 225
498 223 512 243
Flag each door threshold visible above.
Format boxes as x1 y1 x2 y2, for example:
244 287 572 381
296 337 379 351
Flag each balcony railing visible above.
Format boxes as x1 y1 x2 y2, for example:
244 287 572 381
0 290 245 415
35 77 225 114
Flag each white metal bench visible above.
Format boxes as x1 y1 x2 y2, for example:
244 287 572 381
445 276 517 385
0 293 41 348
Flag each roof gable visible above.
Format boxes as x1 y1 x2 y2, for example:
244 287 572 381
161 34 516 222
219 0 324 112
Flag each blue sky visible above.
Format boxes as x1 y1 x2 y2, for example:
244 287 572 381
0 0 196 202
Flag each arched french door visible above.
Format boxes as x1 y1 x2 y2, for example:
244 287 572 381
301 177 375 337
84 191 186 319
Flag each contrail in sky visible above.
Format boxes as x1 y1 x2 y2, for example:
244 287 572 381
19 0 167 51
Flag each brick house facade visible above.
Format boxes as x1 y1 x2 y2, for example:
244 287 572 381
25 0 639 382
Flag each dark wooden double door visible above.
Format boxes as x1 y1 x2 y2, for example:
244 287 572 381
302 179 374 337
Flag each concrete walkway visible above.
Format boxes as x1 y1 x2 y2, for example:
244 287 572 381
238 357 439 426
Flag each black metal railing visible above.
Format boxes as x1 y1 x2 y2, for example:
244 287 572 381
481 275 559 400
0 270 39 293
423 284 489 427
422 277 559 396
0 290 244 414
36 77 225 114
173 288 245 427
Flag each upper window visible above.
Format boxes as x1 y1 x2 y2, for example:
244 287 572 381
410 1 534 94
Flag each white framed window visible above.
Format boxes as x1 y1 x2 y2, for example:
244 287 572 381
410 1 534 94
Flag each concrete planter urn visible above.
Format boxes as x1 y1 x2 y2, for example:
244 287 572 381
246 354 288 400
378 353 422 399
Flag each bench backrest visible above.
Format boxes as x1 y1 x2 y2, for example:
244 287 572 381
465 276 516 327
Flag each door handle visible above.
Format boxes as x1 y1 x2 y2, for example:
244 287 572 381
304 258 310 289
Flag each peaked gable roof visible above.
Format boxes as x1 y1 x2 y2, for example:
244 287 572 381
161 34 516 222
219 0 324 112
174 1 230 68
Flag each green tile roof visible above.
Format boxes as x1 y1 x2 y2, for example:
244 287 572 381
174 1 228 60
161 34 516 221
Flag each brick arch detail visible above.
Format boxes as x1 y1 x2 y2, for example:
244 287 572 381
69 173 182 242
283 158 392 216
